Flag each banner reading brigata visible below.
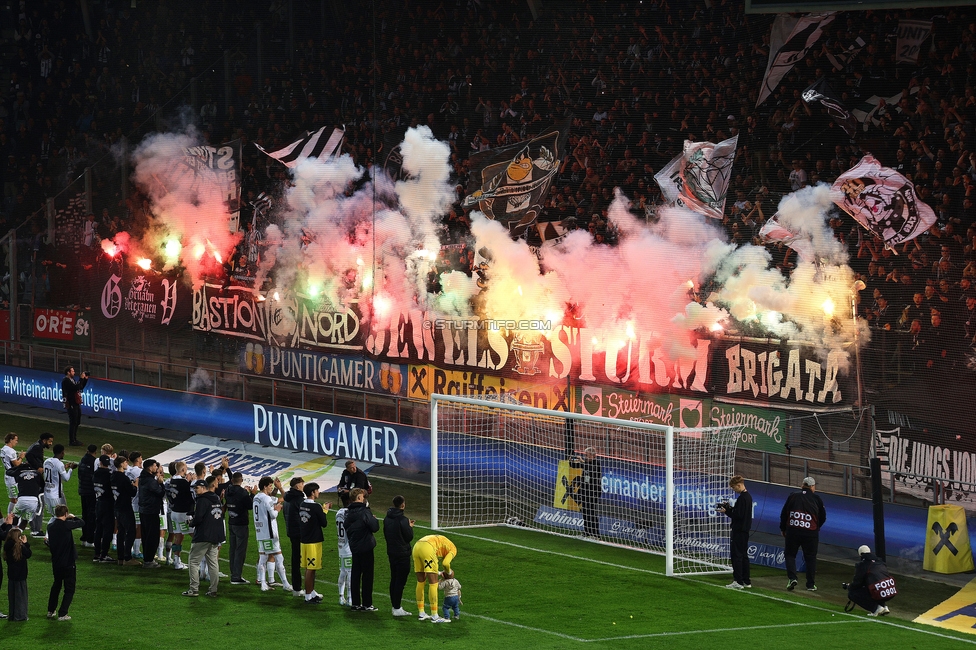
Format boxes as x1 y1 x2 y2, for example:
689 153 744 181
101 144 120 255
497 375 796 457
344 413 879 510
712 338 851 409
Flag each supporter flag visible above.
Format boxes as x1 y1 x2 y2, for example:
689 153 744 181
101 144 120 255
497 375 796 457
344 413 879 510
255 126 345 168
250 191 273 225
181 139 242 232
896 20 933 64
463 119 570 237
681 135 739 220
757 13 835 107
851 85 920 132
823 37 865 72
759 213 816 263
654 136 738 219
801 78 858 138
831 155 937 248
535 220 569 248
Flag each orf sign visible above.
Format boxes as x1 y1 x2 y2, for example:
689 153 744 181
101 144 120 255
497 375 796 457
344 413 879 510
32 309 91 347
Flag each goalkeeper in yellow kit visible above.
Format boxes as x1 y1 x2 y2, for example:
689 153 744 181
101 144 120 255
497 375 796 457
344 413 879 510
412 534 456 623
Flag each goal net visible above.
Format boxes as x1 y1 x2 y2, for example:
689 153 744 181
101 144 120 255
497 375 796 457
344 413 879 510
431 393 744 576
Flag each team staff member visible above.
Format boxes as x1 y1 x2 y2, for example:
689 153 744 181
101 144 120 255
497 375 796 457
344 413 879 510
138 460 165 568
223 472 254 585
345 487 379 611
183 477 225 598
282 476 305 594
46 505 83 620
111 457 139 566
413 534 456 623
298 482 330 604
384 495 414 617
61 366 88 447
337 461 372 502
77 445 97 547
165 462 194 570
569 447 602 539
92 455 115 562
719 475 753 589
780 476 827 591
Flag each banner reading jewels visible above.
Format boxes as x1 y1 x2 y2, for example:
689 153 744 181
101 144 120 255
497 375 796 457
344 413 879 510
574 386 788 453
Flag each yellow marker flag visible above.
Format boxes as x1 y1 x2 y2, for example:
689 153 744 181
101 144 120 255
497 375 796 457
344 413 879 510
553 460 582 512
915 576 976 634
923 505 975 574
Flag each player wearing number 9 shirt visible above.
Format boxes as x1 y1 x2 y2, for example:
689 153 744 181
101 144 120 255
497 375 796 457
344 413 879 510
780 477 826 592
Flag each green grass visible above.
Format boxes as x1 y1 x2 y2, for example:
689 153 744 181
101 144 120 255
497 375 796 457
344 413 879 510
0 412 974 648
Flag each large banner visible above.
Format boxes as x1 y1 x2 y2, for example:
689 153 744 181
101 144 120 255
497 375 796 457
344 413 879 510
574 385 789 453
407 365 572 412
95 263 190 330
876 425 976 510
180 140 242 232
31 308 91 348
240 344 407 398
0 365 430 472
712 339 851 409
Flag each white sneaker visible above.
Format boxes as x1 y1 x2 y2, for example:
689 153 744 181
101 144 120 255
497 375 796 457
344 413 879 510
173 560 186 570
294 589 305 598
418 612 431 621
260 583 273 592
281 583 293 593
83 542 94 548
868 605 890 617
392 607 412 617
431 615 451 624
725 581 744 590
269 581 283 588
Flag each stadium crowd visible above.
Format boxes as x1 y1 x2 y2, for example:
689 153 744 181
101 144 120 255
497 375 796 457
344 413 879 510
1 0 975 374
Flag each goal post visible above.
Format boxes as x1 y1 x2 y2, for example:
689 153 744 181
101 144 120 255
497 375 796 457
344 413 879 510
430 393 744 577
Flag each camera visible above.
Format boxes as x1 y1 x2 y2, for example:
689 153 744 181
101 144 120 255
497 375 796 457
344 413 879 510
841 583 850 590
718 501 730 511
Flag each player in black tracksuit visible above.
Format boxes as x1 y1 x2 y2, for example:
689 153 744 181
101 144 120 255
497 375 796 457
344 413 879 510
719 476 753 588
111 458 137 564
77 446 97 545
92 456 115 562
780 477 827 591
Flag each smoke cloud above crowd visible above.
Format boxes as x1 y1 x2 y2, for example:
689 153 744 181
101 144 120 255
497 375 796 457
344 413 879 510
121 125 866 369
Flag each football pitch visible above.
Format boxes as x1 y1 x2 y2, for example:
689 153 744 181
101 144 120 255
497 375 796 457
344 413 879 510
2 412 975 648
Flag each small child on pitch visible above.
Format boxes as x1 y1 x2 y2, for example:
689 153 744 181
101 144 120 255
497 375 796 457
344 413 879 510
438 570 462 620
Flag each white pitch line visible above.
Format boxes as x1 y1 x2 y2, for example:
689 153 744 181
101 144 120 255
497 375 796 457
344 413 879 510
586 619 866 642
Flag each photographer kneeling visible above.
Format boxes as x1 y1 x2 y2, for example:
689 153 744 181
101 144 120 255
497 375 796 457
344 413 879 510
844 545 896 617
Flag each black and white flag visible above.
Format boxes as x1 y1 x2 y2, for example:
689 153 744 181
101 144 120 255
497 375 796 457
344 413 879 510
757 13 835 108
850 85 920 132
896 20 933 64
653 136 738 220
831 155 936 248
801 78 858 138
255 126 345 168
823 37 865 72
250 191 273 224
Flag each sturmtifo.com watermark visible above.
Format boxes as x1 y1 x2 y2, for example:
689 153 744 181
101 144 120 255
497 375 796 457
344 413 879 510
422 319 553 331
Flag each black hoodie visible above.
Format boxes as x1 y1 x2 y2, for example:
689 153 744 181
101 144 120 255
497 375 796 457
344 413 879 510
190 490 226 544
283 487 305 538
345 500 379 554
383 507 413 558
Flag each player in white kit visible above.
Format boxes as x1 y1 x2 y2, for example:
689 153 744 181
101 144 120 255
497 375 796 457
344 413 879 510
253 476 291 592
1 434 20 516
334 494 353 605
43 444 76 541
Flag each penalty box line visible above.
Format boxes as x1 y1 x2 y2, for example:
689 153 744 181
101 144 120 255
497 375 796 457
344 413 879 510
441 529 976 646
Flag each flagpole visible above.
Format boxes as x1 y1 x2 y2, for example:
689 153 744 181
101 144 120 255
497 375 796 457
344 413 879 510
850 280 866 417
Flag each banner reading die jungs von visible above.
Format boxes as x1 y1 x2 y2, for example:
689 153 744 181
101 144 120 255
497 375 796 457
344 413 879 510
239 344 407 398
575 385 788 453
406 365 573 412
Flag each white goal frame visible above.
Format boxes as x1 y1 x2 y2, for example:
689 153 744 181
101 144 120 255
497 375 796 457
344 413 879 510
431 393 742 577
